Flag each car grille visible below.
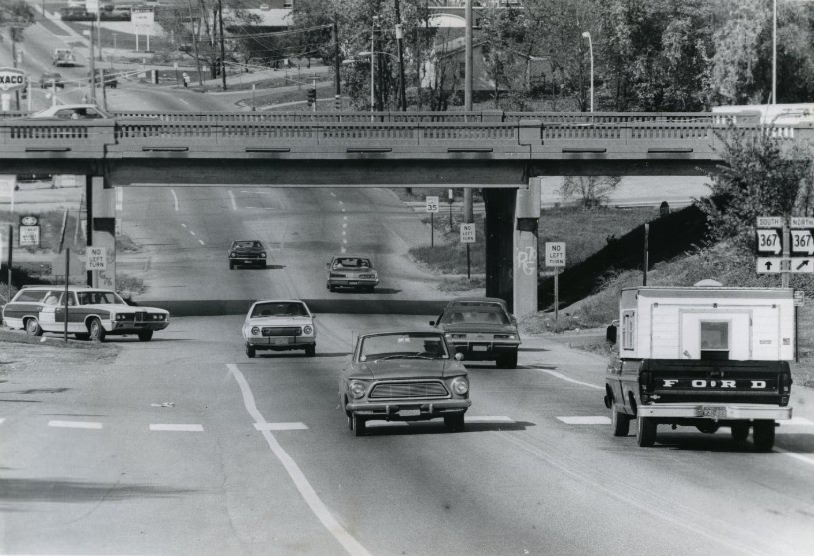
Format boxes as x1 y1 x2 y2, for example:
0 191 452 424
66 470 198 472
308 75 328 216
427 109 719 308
369 381 449 399
262 326 302 336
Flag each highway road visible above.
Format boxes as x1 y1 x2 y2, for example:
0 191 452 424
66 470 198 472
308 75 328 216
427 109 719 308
1 316 813 555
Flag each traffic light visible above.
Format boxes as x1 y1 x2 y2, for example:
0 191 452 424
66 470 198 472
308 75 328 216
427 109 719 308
306 88 316 106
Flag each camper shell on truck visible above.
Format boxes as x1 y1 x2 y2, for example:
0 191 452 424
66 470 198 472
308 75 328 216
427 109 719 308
604 284 794 451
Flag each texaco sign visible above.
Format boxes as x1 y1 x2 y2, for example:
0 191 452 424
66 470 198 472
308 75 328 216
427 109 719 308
0 67 26 92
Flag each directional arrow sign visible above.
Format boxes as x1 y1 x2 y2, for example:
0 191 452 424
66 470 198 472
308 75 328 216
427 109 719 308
792 258 814 273
791 229 814 255
756 257 794 274
756 229 782 254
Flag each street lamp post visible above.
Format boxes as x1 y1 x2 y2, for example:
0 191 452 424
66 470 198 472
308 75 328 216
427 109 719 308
582 31 593 113
772 0 777 104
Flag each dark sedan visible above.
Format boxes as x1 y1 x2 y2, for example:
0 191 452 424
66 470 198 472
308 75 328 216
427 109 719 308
39 72 65 88
339 330 471 436
228 240 267 269
430 297 521 368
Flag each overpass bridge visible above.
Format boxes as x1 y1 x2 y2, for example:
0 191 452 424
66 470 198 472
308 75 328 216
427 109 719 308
1 110 809 315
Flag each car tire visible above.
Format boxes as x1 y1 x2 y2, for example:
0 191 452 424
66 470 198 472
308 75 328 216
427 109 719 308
752 420 775 452
730 422 750 442
246 344 256 358
611 401 631 437
229 262 235 270
497 352 518 369
636 416 657 447
25 318 43 337
89 318 106 342
696 422 720 434
353 414 366 436
444 413 465 432
328 285 336 292
305 345 316 357
138 330 153 342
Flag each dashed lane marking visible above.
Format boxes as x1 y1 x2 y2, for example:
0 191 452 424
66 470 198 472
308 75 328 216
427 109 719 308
776 448 814 466
778 417 814 426
534 368 603 390
557 416 611 425
48 420 103 430
254 422 308 431
149 424 204 432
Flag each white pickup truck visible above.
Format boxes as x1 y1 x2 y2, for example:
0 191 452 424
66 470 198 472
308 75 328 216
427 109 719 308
52 48 76 67
604 282 794 451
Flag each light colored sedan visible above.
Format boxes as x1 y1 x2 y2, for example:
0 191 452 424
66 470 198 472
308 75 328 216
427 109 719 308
242 299 316 358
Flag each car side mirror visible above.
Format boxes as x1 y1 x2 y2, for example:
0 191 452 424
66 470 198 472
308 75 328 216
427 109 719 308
429 320 435 326
454 352 464 361
606 323 617 345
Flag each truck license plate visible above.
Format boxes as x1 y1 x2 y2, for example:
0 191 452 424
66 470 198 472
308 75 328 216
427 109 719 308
400 409 421 417
698 407 727 418
472 345 488 351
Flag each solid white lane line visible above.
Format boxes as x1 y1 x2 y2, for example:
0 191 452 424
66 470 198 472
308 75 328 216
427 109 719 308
227 364 371 556
557 416 611 425
535 368 603 390
228 189 238 210
170 188 179 211
254 422 309 431
48 420 103 430
149 424 204 432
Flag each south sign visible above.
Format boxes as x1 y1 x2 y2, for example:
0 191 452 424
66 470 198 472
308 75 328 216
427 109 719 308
0 68 26 92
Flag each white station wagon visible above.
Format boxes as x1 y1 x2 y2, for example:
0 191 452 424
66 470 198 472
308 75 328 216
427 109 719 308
242 299 317 358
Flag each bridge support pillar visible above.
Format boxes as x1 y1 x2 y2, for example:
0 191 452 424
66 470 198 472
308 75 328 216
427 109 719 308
90 176 116 291
513 179 540 319
483 188 517 311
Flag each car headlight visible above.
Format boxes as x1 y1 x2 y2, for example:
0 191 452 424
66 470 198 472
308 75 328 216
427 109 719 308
230 251 236 257
494 334 516 340
451 377 469 395
260 252 266 258
251 326 260 335
115 313 128 321
349 380 368 399
302 324 313 335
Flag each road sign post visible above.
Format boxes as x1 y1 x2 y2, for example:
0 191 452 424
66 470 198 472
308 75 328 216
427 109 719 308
426 195 439 247
460 223 475 279
545 242 566 320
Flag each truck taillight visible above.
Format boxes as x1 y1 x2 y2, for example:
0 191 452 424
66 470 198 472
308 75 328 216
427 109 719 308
639 370 652 403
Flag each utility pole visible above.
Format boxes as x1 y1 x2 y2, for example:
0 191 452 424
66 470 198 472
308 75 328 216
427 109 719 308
10 27 20 110
186 0 203 87
89 18 97 103
394 0 406 111
217 0 227 90
463 0 474 224
333 15 341 96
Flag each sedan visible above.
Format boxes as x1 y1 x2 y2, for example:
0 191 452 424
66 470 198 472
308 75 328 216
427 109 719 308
39 72 65 89
229 240 267 269
326 255 379 292
29 103 112 120
242 299 316 358
339 329 471 436
430 296 521 368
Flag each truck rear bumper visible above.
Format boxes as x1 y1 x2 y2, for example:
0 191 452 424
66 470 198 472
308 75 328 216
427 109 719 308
639 403 792 421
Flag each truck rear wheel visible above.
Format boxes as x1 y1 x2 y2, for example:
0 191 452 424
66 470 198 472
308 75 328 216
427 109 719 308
730 422 750 442
636 416 657 447
611 402 631 437
752 420 775 452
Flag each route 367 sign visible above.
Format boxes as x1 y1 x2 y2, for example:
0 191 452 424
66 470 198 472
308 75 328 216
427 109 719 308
0 68 26 92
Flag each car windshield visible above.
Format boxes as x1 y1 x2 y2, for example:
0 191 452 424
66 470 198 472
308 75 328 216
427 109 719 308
441 305 509 325
251 302 308 318
76 290 124 305
359 332 448 361
234 241 262 249
332 258 371 270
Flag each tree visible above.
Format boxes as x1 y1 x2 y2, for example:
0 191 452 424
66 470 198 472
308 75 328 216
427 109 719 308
557 175 621 209
698 125 814 253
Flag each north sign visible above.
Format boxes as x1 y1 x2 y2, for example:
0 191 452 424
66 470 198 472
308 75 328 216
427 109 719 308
0 68 26 92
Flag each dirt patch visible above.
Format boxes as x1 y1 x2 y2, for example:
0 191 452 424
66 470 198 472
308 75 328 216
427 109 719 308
0 329 119 375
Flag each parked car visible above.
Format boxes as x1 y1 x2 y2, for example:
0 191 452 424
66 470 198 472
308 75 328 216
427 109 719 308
326 255 379 292
2 285 169 341
29 103 112 120
430 297 521 368
242 299 316 358
39 72 65 89
228 240 267 269
339 329 471 436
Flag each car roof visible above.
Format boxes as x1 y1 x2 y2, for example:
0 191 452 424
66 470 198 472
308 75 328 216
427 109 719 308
446 296 508 306
331 255 371 261
20 285 110 291
357 328 443 338
251 299 308 305
30 104 111 117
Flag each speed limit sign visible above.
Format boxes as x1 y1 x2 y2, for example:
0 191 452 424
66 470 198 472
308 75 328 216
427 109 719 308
425 196 439 213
